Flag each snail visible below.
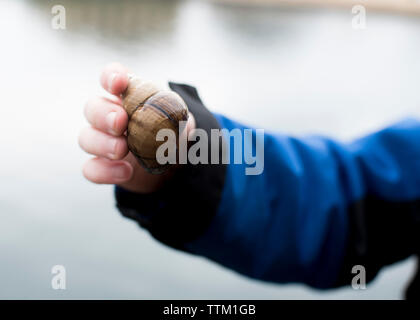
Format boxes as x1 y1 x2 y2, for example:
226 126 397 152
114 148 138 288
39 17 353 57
121 75 189 174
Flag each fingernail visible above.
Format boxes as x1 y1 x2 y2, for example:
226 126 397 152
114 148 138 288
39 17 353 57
106 112 117 134
112 164 130 180
108 73 117 92
107 138 118 159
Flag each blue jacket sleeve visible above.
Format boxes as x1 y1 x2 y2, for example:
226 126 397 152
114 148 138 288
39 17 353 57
184 115 420 288
115 83 420 290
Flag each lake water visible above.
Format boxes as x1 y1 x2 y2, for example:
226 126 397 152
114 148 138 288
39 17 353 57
0 0 419 299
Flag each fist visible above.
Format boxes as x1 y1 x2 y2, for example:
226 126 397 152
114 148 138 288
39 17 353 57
78 62 195 193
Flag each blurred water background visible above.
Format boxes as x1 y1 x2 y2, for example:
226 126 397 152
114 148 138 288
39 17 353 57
0 0 419 299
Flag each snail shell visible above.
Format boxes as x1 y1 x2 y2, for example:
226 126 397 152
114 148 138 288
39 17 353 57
122 75 189 174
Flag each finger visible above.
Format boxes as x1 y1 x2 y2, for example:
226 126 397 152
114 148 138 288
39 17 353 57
79 127 128 160
82 157 133 184
100 62 129 96
84 96 128 136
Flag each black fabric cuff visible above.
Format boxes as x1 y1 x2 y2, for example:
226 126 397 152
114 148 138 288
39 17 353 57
115 82 227 250
333 195 420 298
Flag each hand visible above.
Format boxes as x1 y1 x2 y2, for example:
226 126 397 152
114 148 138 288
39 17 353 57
78 62 196 193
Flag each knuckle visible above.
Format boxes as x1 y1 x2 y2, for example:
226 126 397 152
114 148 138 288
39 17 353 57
82 159 104 184
84 96 95 110
84 96 100 119
77 128 89 149
78 127 97 153
82 161 93 181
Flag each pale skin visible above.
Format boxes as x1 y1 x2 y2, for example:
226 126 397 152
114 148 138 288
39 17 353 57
78 62 196 193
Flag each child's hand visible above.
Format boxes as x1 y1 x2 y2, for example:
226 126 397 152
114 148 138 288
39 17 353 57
78 63 195 193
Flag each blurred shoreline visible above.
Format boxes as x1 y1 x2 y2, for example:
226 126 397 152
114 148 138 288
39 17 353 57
214 0 420 15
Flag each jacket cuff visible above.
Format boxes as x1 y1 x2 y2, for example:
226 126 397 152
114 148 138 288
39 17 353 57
333 195 420 294
115 82 227 250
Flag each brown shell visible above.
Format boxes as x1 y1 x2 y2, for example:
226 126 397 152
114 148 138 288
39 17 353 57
122 76 188 174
